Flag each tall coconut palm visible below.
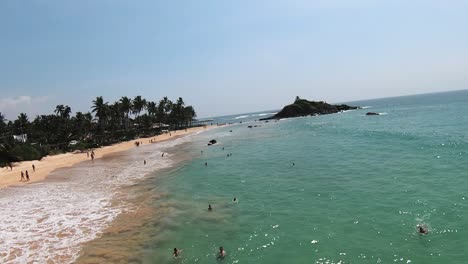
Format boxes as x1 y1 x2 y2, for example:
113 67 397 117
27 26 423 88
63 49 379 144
132 96 147 118
184 106 196 127
146 101 157 118
119 96 132 130
92 96 109 132
0 112 6 136
17 113 29 135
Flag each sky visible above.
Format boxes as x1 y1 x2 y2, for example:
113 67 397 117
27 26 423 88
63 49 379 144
1 0 467 120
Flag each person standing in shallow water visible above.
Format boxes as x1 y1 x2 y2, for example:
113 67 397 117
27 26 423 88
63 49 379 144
208 204 212 211
417 224 428 234
173 248 182 257
217 246 226 260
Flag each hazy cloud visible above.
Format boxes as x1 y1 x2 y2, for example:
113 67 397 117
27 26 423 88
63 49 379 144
0 96 50 120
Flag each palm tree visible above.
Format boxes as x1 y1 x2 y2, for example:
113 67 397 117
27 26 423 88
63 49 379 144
146 101 157 118
120 96 132 130
132 96 147 119
0 112 6 136
184 106 196 127
17 113 29 135
92 96 109 132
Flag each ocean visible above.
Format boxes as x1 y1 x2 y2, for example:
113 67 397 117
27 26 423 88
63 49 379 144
1 90 468 263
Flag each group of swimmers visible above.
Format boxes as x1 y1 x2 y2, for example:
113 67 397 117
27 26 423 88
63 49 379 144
174 198 236 259
173 246 226 259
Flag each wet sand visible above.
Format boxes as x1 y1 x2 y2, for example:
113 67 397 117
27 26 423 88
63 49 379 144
0 126 211 189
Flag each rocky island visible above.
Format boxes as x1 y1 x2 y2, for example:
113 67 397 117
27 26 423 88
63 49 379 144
260 96 360 120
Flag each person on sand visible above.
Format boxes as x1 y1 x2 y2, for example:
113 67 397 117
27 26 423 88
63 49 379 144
144 160 147 165
25 170 30 181
9 163 13 171
32 164 35 172
417 224 428 234
208 204 213 211
173 248 182 258
91 153 95 161
21 171 25 181
217 246 226 260
87 151 89 158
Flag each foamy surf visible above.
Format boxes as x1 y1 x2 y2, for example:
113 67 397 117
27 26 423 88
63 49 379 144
0 135 193 264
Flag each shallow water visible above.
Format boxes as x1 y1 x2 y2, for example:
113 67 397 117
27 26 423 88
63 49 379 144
138 90 468 263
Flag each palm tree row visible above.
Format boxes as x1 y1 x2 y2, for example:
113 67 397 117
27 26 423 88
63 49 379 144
0 96 197 165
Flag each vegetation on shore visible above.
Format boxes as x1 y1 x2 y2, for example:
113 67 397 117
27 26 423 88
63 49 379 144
0 96 197 166
261 96 359 120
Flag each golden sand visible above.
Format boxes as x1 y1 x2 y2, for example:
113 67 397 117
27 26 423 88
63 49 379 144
0 126 211 189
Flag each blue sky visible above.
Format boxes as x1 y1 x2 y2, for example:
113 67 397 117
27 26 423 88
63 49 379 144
1 0 467 119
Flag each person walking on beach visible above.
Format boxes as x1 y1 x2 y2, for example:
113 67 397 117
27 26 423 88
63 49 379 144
32 164 36 172
25 170 30 181
144 160 147 165
91 152 95 161
173 248 182 258
20 171 25 181
87 150 89 158
217 246 226 260
9 163 13 171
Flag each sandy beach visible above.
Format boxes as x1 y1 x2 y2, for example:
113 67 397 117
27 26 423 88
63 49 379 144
0 126 211 189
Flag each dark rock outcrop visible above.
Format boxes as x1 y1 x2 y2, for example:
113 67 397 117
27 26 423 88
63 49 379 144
260 97 360 120
365 112 380 116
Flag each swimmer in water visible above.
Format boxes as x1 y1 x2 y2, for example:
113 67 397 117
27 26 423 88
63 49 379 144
173 248 182 257
417 224 428 234
217 246 226 259
233 197 237 202
205 162 208 166
208 204 212 211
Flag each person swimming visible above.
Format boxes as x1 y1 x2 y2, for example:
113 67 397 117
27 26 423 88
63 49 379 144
208 204 213 211
173 248 182 257
233 197 237 202
217 246 226 260
417 224 428 234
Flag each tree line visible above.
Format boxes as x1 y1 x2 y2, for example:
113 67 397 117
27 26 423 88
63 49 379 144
0 96 197 166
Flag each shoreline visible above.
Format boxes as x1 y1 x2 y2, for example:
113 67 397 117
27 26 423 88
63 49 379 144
0 126 214 190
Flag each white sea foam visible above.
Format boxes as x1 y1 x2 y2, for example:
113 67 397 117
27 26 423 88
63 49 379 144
234 115 250 119
255 112 277 117
0 135 192 264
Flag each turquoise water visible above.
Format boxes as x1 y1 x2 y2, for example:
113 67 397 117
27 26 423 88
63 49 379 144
143 90 468 264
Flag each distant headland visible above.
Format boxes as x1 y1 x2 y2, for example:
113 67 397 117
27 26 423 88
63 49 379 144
260 96 360 120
